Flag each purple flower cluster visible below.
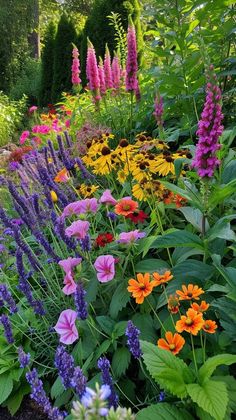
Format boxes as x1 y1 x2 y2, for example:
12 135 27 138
0 314 14 344
0 284 18 314
18 346 31 368
74 283 88 320
192 65 224 177
153 94 164 127
54 345 87 397
125 25 139 93
97 357 119 408
26 368 65 420
125 320 142 359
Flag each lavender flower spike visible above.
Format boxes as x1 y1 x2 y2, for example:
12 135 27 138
125 320 142 359
0 284 18 314
74 283 88 320
18 346 30 368
97 357 119 408
0 314 14 344
55 345 75 389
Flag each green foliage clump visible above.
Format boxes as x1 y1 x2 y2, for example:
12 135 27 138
39 21 56 106
0 93 27 146
51 14 77 103
9 58 41 104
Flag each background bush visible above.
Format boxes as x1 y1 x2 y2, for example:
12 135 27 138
0 92 27 147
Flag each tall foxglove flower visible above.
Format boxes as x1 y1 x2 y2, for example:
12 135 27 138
192 65 224 177
86 40 101 104
71 47 81 86
125 24 139 93
112 55 121 91
98 58 106 96
104 45 113 89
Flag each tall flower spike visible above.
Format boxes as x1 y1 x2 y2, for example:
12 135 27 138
125 23 139 92
72 46 81 86
55 345 75 389
112 54 121 91
104 45 113 89
97 357 119 408
125 320 142 359
98 58 106 96
0 314 14 344
153 94 164 127
74 283 88 320
192 64 224 177
86 40 101 104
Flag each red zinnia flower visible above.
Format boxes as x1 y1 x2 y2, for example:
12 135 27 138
95 233 114 247
126 210 148 224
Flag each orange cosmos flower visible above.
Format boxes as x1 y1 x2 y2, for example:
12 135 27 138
176 284 204 301
152 270 173 286
127 273 156 304
168 295 180 314
191 301 209 313
158 331 185 355
202 320 217 334
175 308 204 335
115 198 138 216
54 168 70 183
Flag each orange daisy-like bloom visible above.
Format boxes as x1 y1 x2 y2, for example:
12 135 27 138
157 331 185 355
152 270 173 287
175 308 204 336
168 295 180 314
174 194 187 208
191 301 209 313
54 168 70 183
127 273 156 304
176 284 204 301
202 320 217 334
115 198 138 216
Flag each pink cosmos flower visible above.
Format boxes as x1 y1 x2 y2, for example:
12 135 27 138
65 220 90 239
59 257 82 295
99 190 117 206
29 106 38 113
117 230 146 244
54 309 78 345
94 255 115 283
20 130 30 145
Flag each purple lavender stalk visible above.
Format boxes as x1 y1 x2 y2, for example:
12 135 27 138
125 320 142 359
0 284 18 314
192 65 224 177
97 357 119 408
0 314 14 344
74 283 88 320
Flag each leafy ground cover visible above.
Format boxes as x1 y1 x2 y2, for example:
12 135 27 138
0 4 236 420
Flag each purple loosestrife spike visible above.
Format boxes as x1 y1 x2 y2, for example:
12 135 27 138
74 283 88 320
0 314 14 344
125 24 139 93
112 55 121 91
125 320 142 359
0 284 18 314
192 65 224 177
72 46 81 86
55 345 75 389
18 346 30 368
98 58 106 96
97 357 119 408
153 94 164 127
104 45 113 89
86 40 101 104
26 368 65 420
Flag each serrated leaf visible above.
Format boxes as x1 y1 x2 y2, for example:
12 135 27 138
109 282 130 319
96 316 115 335
198 354 236 384
187 380 228 420
136 402 194 419
112 347 131 377
157 368 188 397
0 373 13 404
141 341 194 398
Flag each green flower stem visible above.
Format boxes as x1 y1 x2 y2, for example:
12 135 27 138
155 205 173 267
147 297 166 332
200 330 205 363
190 333 198 377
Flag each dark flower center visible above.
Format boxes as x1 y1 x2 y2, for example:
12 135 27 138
101 146 111 156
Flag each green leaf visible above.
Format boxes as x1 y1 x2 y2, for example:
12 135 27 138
208 179 236 209
55 389 72 408
112 347 131 377
132 314 157 341
198 354 236 384
135 258 170 273
186 380 228 420
51 376 64 399
96 316 115 335
178 207 209 232
137 403 194 419
109 282 130 319
173 259 214 280
136 236 157 257
160 180 202 209
206 218 236 242
112 321 127 339
0 373 13 404
151 230 204 250
94 340 111 360
141 341 194 398
6 384 30 415
213 375 236 414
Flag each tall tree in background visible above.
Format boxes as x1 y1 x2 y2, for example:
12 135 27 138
39 22 56 105
80 0 143 84
28 0 40 59
51 14 77 102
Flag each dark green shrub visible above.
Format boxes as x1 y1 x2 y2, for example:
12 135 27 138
39 21 56 106
9 58 41 104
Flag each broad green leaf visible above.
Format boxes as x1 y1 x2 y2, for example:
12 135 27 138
135 258 169 273
112 321 127 339
160 180 202 210
55 389 72 407
178 207 209 232
112 347 131 377
173 259 214 280
141 341 194 398
222 160 236 184
213 375 236 414
51 376 64 399
186 380 228 420
208 179 236 209
136 236 157 257
109 282 130 319
96 316 115 335
137 403 194 420
172 247 204 265
151 230 204 250
132 314 157 341
94 340 111 360
6 384 30 416
206 218 236 242
198 354 236 384
0 373 13 404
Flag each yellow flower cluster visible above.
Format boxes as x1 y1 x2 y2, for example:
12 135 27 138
82 133 192 202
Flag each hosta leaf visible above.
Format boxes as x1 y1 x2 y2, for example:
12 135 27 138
186 380 228 420
198 354 236 384
136 402 194 419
